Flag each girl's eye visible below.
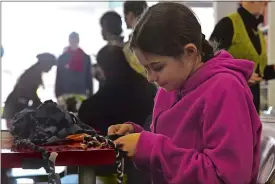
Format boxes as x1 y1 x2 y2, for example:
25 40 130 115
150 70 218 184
152 65 164 72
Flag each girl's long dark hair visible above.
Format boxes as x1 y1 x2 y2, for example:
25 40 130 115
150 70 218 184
130 2 215 62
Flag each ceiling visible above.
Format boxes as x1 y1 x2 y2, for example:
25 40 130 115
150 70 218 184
55 2 110 12
56 1 213 12
184 1 213 7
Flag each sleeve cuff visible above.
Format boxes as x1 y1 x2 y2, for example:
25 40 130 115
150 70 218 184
134 131 159 170
124 122 144 133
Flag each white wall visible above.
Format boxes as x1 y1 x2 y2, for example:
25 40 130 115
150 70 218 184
180 1 215 39
213 2 237 23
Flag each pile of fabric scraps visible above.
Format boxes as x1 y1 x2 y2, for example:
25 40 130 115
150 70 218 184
10 100 125 184
11 100 96 146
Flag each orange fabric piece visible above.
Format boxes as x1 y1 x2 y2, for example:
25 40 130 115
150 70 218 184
66 142 86 149
66 133 89 141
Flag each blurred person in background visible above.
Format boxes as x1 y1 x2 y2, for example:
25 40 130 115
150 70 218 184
210 1 275 113
78 45 156 136
55 32 93 112
123 0 148 32
123 0 148 77
3 53 56 128
0 45 4 57
95 11 124 90
100 11 124 47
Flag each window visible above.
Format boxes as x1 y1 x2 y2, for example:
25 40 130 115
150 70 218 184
191 7 215 40
1 2 110 104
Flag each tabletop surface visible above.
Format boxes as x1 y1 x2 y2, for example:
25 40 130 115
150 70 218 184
1 137 116 168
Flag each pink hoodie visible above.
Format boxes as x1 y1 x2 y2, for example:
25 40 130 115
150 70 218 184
131 50 262 184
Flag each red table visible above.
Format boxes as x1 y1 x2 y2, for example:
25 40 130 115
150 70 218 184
2 141 116 184
1 147 115 168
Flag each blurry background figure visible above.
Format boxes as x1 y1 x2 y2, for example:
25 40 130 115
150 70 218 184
0 45 4 57
123 1 148 77
55 32 93 112
78 45 156 136
210 0 275 113
96 11 124 90
100 11 124 47
2 53 56 129
123 0 148 30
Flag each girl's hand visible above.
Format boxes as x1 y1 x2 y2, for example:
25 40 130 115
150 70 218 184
114 133 141 158
107 123 134 136
248 73 262 86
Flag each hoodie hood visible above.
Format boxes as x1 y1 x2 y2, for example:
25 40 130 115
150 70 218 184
181 50 254 95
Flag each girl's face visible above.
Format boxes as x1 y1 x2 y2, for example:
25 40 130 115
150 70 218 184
134 44 203 92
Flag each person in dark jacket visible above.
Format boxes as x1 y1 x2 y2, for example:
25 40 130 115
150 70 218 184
78 45 156 136
55 32 93 111
210 1 274 113
3 53 56 127
95 11 125 90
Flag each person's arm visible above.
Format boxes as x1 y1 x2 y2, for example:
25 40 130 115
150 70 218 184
209 17 234 50
79 94 131 135
85 55 93 96
55 56 63 98
125 89 160 133
143 114 152 131
134 76 261 184
264 64 275 80
78 98 105 133
32 94 42 107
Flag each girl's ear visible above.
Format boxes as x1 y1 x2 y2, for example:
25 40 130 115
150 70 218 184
183 43 198 57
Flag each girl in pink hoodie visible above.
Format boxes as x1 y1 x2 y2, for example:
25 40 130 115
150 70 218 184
108 2 262 184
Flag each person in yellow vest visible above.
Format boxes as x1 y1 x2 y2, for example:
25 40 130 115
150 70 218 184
210 1 275 113
123 1 148 77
